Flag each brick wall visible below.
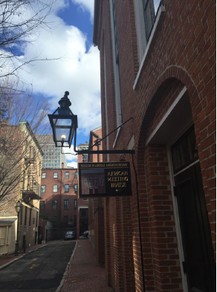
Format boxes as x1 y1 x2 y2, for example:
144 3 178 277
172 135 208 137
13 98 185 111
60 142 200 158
94 0 215 291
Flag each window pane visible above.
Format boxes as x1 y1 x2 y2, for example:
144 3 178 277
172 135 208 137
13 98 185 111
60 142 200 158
64 199 69 209
154 0 161 13
41 185 46 193
53 185 58 192
74 184 78 192
52 200 57 209
64 184 69 192
65 172 70 178
143 0 162 40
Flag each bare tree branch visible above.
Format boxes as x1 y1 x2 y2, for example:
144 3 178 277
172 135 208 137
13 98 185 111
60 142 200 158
0 0 58 78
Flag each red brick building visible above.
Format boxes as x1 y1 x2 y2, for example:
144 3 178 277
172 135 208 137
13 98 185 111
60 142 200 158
93 0 215 291
39 167 88 240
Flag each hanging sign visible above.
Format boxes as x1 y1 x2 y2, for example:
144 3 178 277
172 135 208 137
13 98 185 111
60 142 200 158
78 162 132 198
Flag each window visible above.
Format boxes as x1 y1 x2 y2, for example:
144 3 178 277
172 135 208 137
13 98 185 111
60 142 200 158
52 200 58 209
172 127 198 174
133 0 164 65
41 185 46 193
24 206 27 226
42 172 46 178
64 199 69 209
65 172 70 179
0 227 7 245
53 185 58 192
74 199 77 209
74 184 78 193
53 172 58 178
143 0 162 40
29 208 32 226
64 184 70 192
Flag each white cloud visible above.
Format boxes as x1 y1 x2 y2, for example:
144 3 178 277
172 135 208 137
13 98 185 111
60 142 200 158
71 0 95 20
62 147 78 168
1 0 101 141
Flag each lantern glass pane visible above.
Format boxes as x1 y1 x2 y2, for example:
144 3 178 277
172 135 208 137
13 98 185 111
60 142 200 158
56 128 71 141
55 118 73 127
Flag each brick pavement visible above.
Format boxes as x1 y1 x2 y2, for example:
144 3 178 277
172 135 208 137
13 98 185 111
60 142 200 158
59 239 114 292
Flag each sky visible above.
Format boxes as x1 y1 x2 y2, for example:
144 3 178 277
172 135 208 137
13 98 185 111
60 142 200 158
0 0 100 168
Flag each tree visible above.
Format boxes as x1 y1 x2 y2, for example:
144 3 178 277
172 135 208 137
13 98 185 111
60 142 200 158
0 83 49 202
0 121 43 205
0 0 56 79
0 0 54 203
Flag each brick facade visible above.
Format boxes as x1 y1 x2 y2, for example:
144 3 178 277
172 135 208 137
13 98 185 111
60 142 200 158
39 167 88 240
94 0 215 291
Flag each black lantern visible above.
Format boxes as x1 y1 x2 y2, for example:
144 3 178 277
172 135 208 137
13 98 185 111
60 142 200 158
48 91 78 148
15 200 22 214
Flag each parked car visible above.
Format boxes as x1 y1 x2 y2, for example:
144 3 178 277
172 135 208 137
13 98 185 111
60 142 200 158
64 230 76 240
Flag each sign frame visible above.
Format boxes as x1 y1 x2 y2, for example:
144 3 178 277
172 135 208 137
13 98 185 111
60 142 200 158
78 162 132 198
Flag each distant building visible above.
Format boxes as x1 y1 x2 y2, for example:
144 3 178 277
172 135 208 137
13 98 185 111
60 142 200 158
39 167 88 240
77 143 89 164
37 135 67 169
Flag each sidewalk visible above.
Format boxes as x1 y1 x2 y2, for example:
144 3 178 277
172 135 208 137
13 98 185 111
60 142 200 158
0 240 114 292
59 239 114 292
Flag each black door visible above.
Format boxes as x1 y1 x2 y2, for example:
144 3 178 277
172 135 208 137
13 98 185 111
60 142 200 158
174 164 215 292
172 127 215 291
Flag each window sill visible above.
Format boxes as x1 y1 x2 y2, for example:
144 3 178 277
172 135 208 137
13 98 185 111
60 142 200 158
133 4 165 90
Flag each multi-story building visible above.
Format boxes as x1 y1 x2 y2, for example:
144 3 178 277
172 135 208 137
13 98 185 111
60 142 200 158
37 135 67 168
0 121 42 255
93 0 215 291
77 143 89 163
39 166 88 240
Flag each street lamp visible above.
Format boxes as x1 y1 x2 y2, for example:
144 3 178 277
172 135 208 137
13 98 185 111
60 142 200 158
48 91 78 148
48 91 135 155
15 200 22 255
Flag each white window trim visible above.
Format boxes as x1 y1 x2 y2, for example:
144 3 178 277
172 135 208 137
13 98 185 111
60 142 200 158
109 0 122 145
133 3 165 90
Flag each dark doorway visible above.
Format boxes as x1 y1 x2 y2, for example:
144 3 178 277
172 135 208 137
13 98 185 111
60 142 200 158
172 128 215 292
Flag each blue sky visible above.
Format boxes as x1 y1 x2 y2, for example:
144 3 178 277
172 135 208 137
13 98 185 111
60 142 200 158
57 1 93 49
0 0 101 168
